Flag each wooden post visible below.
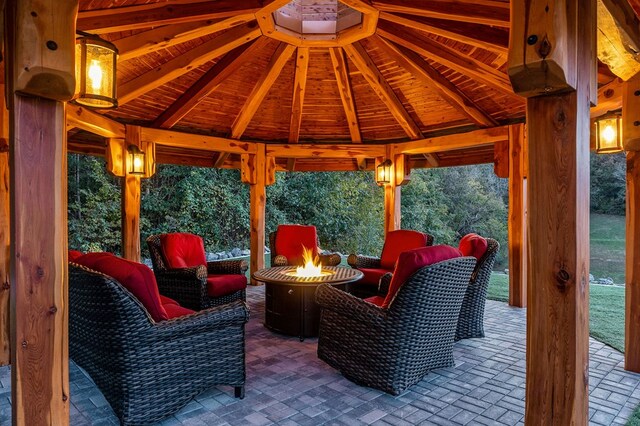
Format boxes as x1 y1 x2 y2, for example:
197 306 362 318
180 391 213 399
508 124 527 308
624 73 640 372
121 125 142 262
509 0 595 423
248 145 267 284
7 0 78 423
383 147 401 234
0 85 9 366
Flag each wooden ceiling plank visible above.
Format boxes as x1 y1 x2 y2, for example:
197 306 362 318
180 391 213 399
115 14 256 61
343 42 423 140
118 23 262 105
377 21 518 100
378 12 507 54
374 36 497 127
77 0 263 34
267 143 386 158
153 38 268 129
289 47 310 143
329 47 362 143
371 0 510 28
230 43 297 139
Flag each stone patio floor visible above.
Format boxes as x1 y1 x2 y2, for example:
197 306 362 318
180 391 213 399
2 285 640 425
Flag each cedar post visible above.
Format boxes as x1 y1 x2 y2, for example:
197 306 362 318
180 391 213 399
508 0 595 423
508 124 527 307
0 85 9 366
7 0 78 424
382 147 404 234
121 125 142 262
624 73 640 372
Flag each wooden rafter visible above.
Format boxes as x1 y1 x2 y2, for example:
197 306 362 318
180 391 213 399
378 12 507 54
289 47 310 143
374 36 497 127
378 21 518 100
371 0 510 28
118 23 261 105
141 127 258 154
230 43 296 139
329 47 362 143
153 38 269 129
77 0 263 34
343 42 423 140
66 105 126 138
591 77 622 118
114 14 256 62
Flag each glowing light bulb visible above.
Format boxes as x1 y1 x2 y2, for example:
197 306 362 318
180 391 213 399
133 155 143 171
602 124 616 145
88 60 103 91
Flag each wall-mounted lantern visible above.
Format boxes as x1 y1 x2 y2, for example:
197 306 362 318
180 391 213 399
128 145 145 175
376 159 392 185
75 33 118 109
595 112 623 154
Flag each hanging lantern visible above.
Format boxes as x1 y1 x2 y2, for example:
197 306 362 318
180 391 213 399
376 159 392 185
595 112 623 154
75 34 118 109
128 145 145 175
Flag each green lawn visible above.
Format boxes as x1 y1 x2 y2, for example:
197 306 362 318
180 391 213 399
591 213 626 284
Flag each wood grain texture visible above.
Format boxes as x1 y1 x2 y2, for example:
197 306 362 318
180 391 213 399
0 86 8 367
105 138 126 177
623 74 640 151
591 77 623 118
493 139 509 178
66 105 125 139
11 95 69 425
627 151 640 372
329 48 362 143
249 145 266 285
141 127 257 155
289 48 310 143
508 124 527 308
598 0 640 81
393 126 508 154
121 125 141 262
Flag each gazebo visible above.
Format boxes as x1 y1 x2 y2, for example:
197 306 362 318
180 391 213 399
1 0 640 424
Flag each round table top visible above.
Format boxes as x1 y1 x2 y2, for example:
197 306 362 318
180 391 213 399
252 265 363 286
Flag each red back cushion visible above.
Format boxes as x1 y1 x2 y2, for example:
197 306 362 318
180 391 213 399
380 230 428 270
68 250 84 262
76 252 169 322
459 233 488 260
382 245 462 309
160 233 207 269
275 225 318 266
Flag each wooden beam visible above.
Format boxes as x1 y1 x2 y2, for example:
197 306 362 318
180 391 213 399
493 139 509 178
508 124 527 308
509 0 595 423
371 0 510 28
377 22 517 100
66 105 125 138
141 127 257 155
343 42 423 140
105 138 126 177
115 14 255 62
231 43 296 139
626 151 640 372
0 86 8 367
597 0 640 81
329 47 362 143
122 125 142 262
623 74 640 151
393 126 508 155
118 23 261 105
266 143 385 159
289 47 310 143
591 77 623 118
378 12 507 54
153 38 268 129
214 152 230 168
77 0 263 34
375 36 498 127
249 145 266 285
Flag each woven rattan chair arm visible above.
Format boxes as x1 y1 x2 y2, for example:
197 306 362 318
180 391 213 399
207 259 248 275
157 265 207 281
378 272 393 295
315 284 386 327
152 300 249 338
319 253 342 266
273 255 289 266
347 254 381 269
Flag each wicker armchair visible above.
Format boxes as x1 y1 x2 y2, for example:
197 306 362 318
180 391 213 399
316 256 475 395
147 233 247 310
455 238 500 340
268 224 341 267
69 263 249 425
346 230 434 298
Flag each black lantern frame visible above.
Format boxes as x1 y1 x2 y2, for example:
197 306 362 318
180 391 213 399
376 159 392 185
75 33 118 109
595 111 623 154
128 145 145 175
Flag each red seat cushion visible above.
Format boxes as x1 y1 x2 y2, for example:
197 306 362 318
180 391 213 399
160 233 207 269
274 224 318 266
206 274 247 298
459 233 488 260
68 250 84 262
160 295 179 306
364 295 385 307
382 245 462 309
356 268 390 286
379 230 428 270
163 303 195 319
76 252 169 322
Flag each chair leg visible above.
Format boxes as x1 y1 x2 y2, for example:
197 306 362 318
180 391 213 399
234 386 245 399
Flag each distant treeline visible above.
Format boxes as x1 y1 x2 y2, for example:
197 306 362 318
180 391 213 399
78 152 639 270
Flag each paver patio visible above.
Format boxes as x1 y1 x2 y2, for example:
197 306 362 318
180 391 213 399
1 285 639 425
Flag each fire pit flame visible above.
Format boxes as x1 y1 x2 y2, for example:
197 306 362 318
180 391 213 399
287 246 332 278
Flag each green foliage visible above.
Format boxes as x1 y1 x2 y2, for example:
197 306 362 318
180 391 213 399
591 151 626 215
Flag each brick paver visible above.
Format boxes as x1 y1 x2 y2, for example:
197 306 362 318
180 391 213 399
1 285 639 425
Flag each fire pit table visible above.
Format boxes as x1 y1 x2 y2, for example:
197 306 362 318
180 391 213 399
252 266 363 341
